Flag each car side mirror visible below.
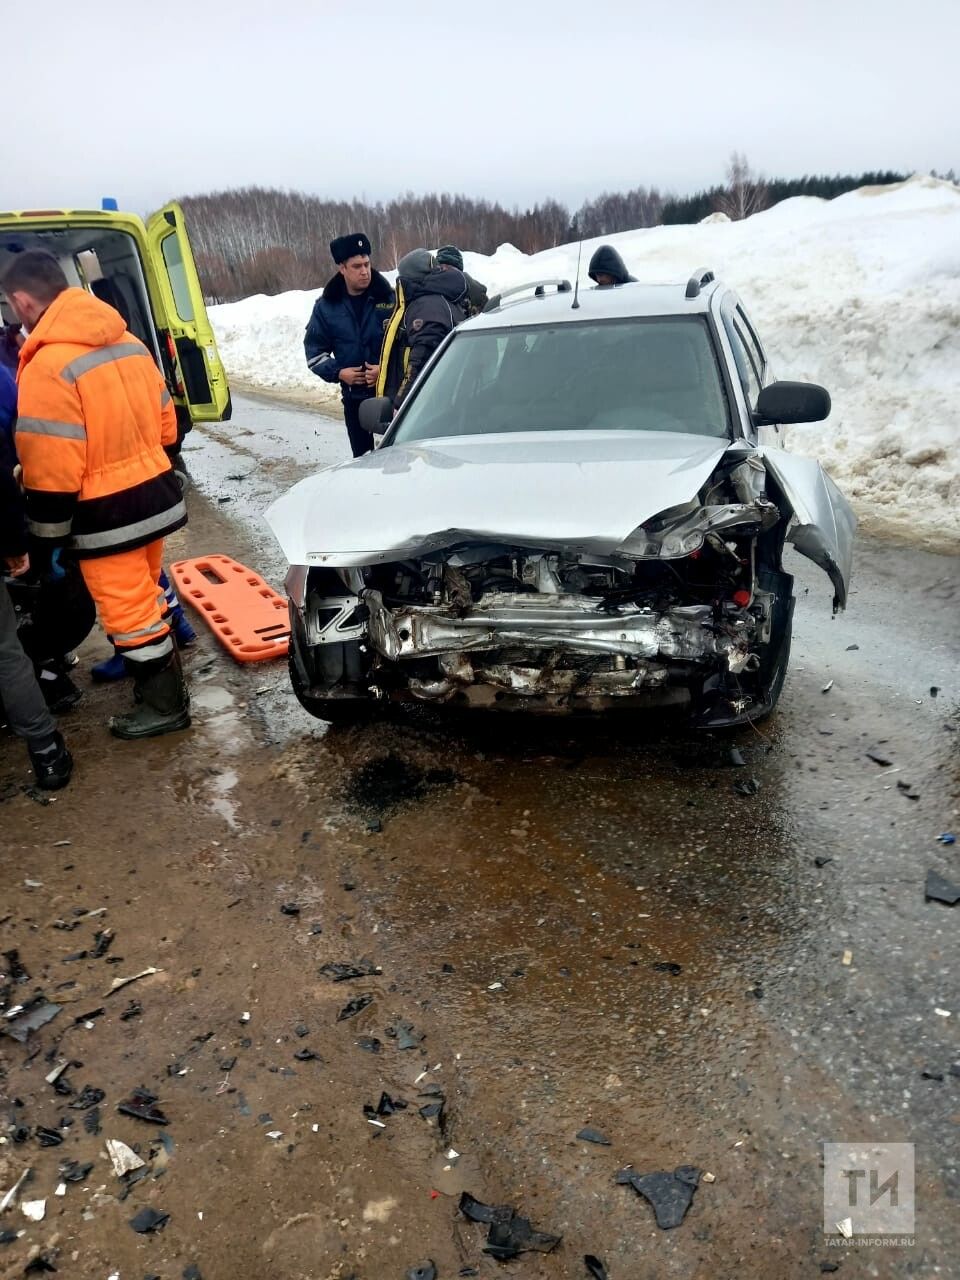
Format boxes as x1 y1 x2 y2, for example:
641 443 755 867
755 380 831 425
358 396 393 435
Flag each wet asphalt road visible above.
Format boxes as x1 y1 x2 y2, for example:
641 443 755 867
2 392 957 1279
179 393 960 1274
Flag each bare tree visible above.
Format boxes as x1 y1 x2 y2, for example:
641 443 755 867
715 152 769 220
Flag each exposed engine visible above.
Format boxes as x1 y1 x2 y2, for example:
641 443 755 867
297 456 791 721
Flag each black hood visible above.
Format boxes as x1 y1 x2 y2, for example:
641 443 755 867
321 268 394 304
587 244 636 285
405 266 468 306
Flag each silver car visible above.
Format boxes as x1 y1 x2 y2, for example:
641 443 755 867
266 269 855 727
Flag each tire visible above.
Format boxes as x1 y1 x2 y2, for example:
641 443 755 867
287 652 377 725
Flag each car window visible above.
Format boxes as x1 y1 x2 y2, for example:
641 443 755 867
725 313 762 409
389 317 731 444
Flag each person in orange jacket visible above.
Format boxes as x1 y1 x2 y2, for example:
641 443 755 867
1 250 190 739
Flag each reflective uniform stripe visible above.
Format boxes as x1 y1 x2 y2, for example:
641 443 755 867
17 416 86 440
60 342 151 385
160 389 172 406
70 499 187 552
113 619 169 644
118 634 173 661
27 518 73 538
306 353 327 369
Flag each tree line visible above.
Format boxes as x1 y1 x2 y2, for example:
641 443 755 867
177 159 926 302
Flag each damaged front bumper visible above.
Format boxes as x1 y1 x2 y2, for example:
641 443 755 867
362 589 767 711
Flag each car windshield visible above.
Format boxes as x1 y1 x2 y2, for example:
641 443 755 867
388 316 731 444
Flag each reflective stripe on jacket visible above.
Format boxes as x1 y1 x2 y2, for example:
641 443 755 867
15 288 183 559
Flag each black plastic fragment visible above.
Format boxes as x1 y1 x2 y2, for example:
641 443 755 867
72 1007 106 1025
118 1087 169 1125
459 1191 561 1259
336 993 373 1022
819 1264 840 1274
406 1263 436 1280
0 1229 16 1244
356 1036 381 1054
129 1206 170 1234
83 1107 101 1135
652 962 682 976
364 1092 407 1118
576 1127 610 1145
183 1267 203 1280
925 870 960 906
120 1000 142 1021
294 1023 309 1038
387 1017 424 1049
36 1125 64 1147
0 997 61 1042
616 1164 701 1229
69 1085 105 1111
294 1048 318 1062
728 747 746 767
584 1257 609 1280
733 777 761 796
921 1068 944 1081
320 961 379 982
2 949 29 983
814 856 834 868
59 1159 94 1182
280 903 300 916
866 747 893 766
91 929 114 958
24 1256 57 1273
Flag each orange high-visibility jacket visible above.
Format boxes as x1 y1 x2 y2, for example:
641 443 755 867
15 287 184 559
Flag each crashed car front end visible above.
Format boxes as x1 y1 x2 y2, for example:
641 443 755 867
279 446 831 726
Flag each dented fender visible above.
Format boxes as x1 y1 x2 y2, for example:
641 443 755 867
760 448 856 611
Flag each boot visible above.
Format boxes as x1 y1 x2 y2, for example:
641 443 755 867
172 611 197 648
109 646 191 740
92 646 129 682
29 730 74 790
38 663 83 712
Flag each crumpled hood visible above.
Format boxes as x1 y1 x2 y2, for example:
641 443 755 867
265 431 731 567
19 287 127 367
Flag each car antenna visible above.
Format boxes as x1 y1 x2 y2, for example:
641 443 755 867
571 239 583 309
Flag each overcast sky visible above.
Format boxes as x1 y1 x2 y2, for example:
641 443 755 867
4 0 957 217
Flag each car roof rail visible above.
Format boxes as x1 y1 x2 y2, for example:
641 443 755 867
482 278 572 312
685 267 715 299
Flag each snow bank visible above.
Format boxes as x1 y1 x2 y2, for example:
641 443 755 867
210 175 960 549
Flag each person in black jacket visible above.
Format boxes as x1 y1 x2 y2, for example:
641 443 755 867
304 233 396 457
587 244 637 287
0 461 73 789
385 249 468 409
435 245 488 316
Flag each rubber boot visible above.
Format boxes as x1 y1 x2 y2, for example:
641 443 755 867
92 647 129 682
109 646 191 740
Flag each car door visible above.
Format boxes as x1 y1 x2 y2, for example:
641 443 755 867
145 202 231 422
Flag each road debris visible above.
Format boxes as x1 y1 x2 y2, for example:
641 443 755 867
319 961 380 982
405 1264 437 1280
105 1138 146 1177
356 1036 381 1054
616 1165 702 1229
104 967 161 997
129 1206 170 1234
0 1168 32 1212
822 679 834 693
386 1017 424 1049
21 1199 46 1222
364 1093 407 1119
576 1127 611 1145
1 998 61 1043
733 777 761 796
937 833 956 845
925 870 960 905
459 1191 561 1260
117 1087 169 1125
842 950 853 966
58 1160 93 1183
865 747 894 766
652 962 682 975
584 1257 609 1280
69 1085 105 1111
336 994 374 1022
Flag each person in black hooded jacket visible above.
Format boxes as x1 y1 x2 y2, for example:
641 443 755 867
587 244 637 287
381 249 468 409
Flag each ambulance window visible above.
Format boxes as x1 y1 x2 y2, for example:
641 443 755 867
160 234 194 322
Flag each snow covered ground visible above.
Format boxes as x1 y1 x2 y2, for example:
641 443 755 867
209 176 960 550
